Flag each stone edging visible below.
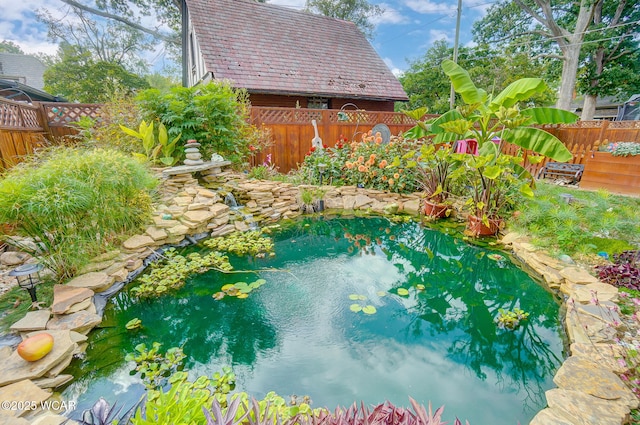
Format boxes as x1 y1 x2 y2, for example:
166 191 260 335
2 169 637 424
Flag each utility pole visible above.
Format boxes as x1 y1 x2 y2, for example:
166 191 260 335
449 0 462 110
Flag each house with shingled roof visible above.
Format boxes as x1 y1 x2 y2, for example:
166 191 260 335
182 0 408 111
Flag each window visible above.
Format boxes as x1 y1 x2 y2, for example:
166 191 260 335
307 97 328 109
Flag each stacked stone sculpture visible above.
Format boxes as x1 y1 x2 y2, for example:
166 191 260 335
184 140 204 165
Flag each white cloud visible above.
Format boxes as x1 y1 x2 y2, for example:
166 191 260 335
372 4 409 25
429 28 452 44
267 0 306 10
383 57 405 77
403 0 456 15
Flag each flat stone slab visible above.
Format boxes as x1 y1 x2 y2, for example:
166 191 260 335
0 412 30 424
0 379 51 417
0 331 76 386
65 272 114 292
183 209 215 224
51 285 94 315
566 306 617 344
122 234 155 250
10 310 51 332
0 251 31 266
529 408 582 425
560 266 599 284
32 374 74 389
402 199 420 214
573 281 618 304
46 310 101 334
210 203 230 217
571 342 627 373
546 388 629 424
162 160 231 177
553 356 638 409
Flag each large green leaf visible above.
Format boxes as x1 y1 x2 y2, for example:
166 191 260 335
521 107 579 125
502 127 572 162
431 109 464 134
489 78 546 110
441 59 487 105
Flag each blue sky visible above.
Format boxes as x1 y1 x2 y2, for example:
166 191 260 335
0 0 490 76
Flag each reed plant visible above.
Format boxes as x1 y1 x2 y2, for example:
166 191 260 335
0 147 158 280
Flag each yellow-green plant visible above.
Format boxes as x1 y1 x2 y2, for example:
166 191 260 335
0 147 157 280
120 120 182 165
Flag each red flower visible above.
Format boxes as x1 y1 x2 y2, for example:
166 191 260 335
310 146 316 152
249 145 256 151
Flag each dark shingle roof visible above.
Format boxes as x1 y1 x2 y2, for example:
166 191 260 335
186 0 408 101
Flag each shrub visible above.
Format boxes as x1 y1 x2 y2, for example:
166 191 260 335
0 147 158 280
596 250 640 290
135 81 268 165
299 133 423 193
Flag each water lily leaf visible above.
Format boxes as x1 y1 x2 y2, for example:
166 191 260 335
212 292 225 300
125 318 142 330
397 288 409 296
236 293 249 299
358 295 367 301
254 279 267 286
416 284 425 291
376 291 387 297
348 294 360 300
350 304 362 312
221 283 235 291
362 305 377 315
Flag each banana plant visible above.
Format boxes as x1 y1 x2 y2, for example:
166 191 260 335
433 59 578 162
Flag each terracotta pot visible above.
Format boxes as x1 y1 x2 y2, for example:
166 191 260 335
466 215 503 236
423 200 449 218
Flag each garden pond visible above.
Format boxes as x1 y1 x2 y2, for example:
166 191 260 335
63 216 566 424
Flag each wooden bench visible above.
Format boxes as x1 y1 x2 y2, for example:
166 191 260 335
537 162 585 184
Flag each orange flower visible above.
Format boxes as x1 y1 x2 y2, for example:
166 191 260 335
375 131 381 138
345 161 354 169
378 159 388 168
382 175 388 181
357 156 364 163
366 158 375 166
394 173 400 179
388 178 395 185
369 153 376 160
375 136 382 144
358 165 367 172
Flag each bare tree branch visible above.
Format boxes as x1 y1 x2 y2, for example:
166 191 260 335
58 0 179 44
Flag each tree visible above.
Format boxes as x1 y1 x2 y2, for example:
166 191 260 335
37 6 153 74
305 0 383 39
577 0 640 119
473 0 602 111
399 40 555 114
0 40 24 54
44 43 149 102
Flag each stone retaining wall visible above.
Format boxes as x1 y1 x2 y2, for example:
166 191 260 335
1 168 636 424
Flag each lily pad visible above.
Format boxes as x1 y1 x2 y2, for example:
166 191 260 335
221 283 235 291
236 293 249 299
376 291 387 297
397 288 409 296
362 305 377 315
125 318 142 330
416 284 425 291
212 292 225 300
350 304 363 312
348 294 361 300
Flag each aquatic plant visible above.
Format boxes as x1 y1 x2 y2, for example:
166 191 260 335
348 294 377 315
130 249 233 298
125 342 186 391
204 231 274 257
125 318 142 330
495 308 529 330
213 279 267 300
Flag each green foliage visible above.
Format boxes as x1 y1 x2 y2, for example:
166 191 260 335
305 0 383 39
130 248 233 298
495 308 529 330
213 279 268 300
0 147 157 280
135 81 259 165
248 155 279 180
0 40 24 53
120 120 182 165
44 44 149 103
125 342 186 391
126 318 142 330
510 182 640 259
203 231 274 257
603 142 640 157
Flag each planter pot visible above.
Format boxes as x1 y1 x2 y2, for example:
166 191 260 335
466 215 503 237
423 200 449 218
581 152 640 196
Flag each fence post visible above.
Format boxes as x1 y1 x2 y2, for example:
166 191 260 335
597 120 609 143
36 102 52 137
322 109 330 146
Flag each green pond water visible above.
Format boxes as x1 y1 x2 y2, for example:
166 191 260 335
63 216 565 424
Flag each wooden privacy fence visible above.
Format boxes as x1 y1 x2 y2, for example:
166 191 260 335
2 101 640 174
250 107 640 173
0 98 101 170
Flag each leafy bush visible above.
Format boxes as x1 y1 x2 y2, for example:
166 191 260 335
601 141 640 157
136 82 266 165
299 133 423 193
0 147 157 280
